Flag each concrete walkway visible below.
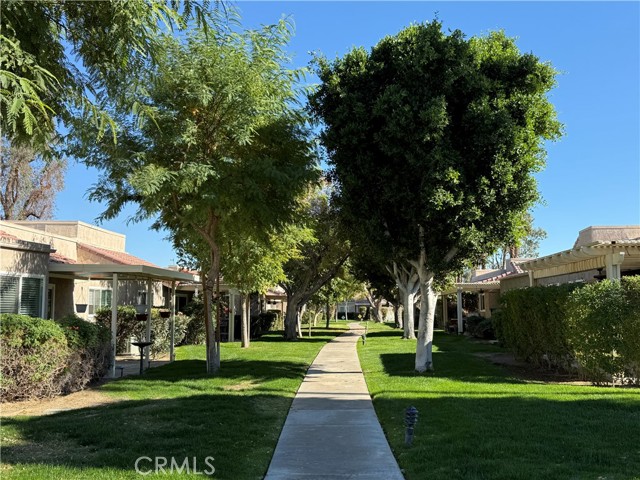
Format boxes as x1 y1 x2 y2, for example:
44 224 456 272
265 323 404 480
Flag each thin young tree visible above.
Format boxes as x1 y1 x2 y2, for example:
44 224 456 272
81 20 317 373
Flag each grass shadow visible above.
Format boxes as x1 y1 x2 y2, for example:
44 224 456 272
373 394 640 480
2 392 290 479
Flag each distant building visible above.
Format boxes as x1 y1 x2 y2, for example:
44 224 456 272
442 225 640 333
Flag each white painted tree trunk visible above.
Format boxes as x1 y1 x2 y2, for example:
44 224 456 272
241 293 250 348
389 262 419 339
415 276 437 372
402 290 417 339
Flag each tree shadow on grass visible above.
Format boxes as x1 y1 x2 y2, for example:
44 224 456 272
257 328 348 343
373 394 640 480
378 352 527 385
101 358 312 393
2 392 292 479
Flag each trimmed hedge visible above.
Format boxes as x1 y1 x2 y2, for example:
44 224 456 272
495 284 578 370
496 276 640 385
0 314 110 402
567 277 640 385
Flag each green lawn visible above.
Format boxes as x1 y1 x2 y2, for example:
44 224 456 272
358 322 640 480
1 324 347 479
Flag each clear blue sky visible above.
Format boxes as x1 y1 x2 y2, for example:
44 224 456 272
55 1 640 266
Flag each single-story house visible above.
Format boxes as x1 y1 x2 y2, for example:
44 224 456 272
442 225 640 333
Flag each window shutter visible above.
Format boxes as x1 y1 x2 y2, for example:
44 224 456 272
0 276 19 314
19 277 43 318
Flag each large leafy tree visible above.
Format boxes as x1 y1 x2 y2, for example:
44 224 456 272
0 0 213 151
280 190 350 340
0 137 66 220
81 21 318 373
310 21 562 372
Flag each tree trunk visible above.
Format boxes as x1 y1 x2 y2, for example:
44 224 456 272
202 276 218 374
364 287 384 323
284 294 300 340
402 289 417 339
415 275 437 372
296 304 305 337
393 303 400 328
241 293 250 348
390 262 419 339
325 302 331 329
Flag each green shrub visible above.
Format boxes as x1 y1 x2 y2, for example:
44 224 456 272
567 277 640 385
95 306 188 357
148 309 189 357
55 315 111 392
182 297 206 345
497 284 580 370
94 305 138 353
251 311 278 338
465 315 496 339
1 314 70 401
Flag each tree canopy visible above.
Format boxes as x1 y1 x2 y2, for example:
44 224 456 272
0 0 214 151
310 21 562 371
81 20 318 372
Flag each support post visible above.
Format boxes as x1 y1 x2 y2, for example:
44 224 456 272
145 279 153 366
528 270 535 287
605 252 625 281
170 280 176 362
110 274 118 378
456 288 463 334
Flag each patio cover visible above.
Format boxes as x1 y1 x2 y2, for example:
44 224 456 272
50 263 196 377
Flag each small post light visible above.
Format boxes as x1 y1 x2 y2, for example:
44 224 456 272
405 406 419 446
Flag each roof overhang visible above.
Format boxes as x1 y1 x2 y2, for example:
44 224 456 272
49 263 196 282
443 281 500 295
519 242 640 269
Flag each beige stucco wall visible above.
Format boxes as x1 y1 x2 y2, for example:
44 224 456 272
50 277 75 319
0 245 50 276
75 223 126 251
479 291 500 318
0 221 78 260
8 221 126 252
574 225 640 248
500 273 530 293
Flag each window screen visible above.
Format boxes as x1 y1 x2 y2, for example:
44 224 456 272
0 276 19 314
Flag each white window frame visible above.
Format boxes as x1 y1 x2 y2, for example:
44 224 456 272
479 292 486 312
0 272 46 318
88 287 112 317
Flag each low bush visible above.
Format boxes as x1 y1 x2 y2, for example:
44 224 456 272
465 315 495 340
96 306 189 357
1 314 110 402
1 314 70 401
94 305 138 353
567 277 640 385
251 311 278 338
56 315 110 393
148 309 189 357
182 297 206 345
